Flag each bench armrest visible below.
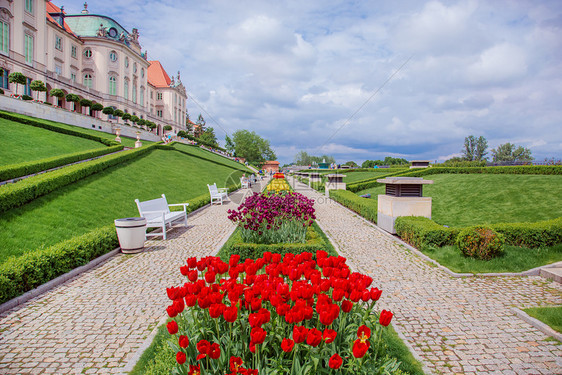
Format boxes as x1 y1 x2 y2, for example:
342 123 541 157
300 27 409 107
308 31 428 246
141 210 167 215
168 203 190 212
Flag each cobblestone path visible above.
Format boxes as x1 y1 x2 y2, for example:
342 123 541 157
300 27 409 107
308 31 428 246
0 186 261 375
291 180 562 374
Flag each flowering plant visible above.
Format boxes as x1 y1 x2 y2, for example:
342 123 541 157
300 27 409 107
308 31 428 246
266 177 290 193
227 192 315 244
166 251 398 374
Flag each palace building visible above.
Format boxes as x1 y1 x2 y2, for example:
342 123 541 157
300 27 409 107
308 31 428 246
0 0 187 135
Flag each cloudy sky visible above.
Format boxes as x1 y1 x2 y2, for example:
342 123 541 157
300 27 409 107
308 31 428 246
64 0 562 165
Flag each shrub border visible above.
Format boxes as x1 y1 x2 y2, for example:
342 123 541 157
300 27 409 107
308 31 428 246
0 144 124 182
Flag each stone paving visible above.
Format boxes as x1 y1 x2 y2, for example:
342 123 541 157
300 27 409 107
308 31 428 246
0 185 262 375
291 180 562 375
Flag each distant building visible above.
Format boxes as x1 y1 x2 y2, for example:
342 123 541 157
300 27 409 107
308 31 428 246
410 160 431 168
0 1 187 135
262 161 280 173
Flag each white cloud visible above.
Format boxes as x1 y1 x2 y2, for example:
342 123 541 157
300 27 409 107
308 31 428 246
467 43 528 85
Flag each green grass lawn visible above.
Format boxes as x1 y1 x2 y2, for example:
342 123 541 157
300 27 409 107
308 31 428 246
419 244 562 273
0 149 243 263
341 170 400 183
0 117 105 166
173 142 251 172
357 174 562 227
523 306 562 333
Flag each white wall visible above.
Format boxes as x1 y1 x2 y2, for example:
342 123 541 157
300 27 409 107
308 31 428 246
0 95 161 142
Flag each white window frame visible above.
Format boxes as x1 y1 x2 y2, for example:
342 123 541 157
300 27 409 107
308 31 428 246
24 34 34 65
83 73 93 88
25 0 34 14
124 80 129 100
55 35 62 51
71 45 77 58
0 21 9 55
109 76 117 95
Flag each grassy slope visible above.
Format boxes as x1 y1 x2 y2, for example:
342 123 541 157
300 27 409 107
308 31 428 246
357 174 562 227
1 111 153 148
523 306 562 333
341 171 397 183
173 142 251 172
0 118 104 166
0 149 244 263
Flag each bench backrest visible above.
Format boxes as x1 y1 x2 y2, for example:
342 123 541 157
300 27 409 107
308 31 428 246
207 183 219 195
136 194 170 217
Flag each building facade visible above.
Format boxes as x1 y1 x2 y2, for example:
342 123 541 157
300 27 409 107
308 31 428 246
0 0 186 135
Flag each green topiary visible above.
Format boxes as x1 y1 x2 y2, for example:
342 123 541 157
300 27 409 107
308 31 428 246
21 95 33 101
456 226 504 260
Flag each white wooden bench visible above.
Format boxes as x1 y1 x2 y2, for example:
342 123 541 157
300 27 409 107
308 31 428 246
135 194 189 240
240 177 249 189
207 183 229 205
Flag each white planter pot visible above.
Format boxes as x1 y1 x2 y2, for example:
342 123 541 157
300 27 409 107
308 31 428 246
114 217 147 254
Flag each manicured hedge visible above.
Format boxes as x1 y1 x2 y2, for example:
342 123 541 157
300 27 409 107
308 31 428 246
0 144 123 182
394 217 458 249
394 216 562 250
347 165 562 193
0 144 157 214
0 225 119 304
491 218 562 248
219 223 337 261
0 110 120 147
329 190 378 223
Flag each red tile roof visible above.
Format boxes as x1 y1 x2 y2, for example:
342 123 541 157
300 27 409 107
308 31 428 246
148 61 171 88
46 2 79 38
264 161 280 165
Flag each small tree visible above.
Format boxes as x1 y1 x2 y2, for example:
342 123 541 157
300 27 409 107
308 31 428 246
30 80 47 101
102 106 114 115
80 98 92 115
91 102 103 117
137 118 146 127
66 94 80 111
122 112 131 123
163 125 173 131
8 72 27 95
49 88 65 106
131 115 140 125
462 135 488 161
491 143 533 163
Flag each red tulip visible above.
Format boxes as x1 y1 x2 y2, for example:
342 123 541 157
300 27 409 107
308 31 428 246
230 356 243 372
223 305 238 323
341 300 353 313
329 353 343 369
188 364 200 375
379 309 393 326
322 329 337 344
178 335 189 348
166 321 178 335
370 287 382 301
352 339 370 358
176 351 186 364
281 338 294 352
250 327 267 345
306 328 322 347
357 325 371 341
209 343 221 359
293 325 308 344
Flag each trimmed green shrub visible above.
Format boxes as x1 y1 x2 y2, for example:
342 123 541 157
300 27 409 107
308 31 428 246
102 106 114 115
394 216 458 249
0 144 157 214
219 223 336 261
163 125 172 131
0 145 123 182
490 218 562 248
22 95 32 101
0 88 4 94
0 111 120 147
0 225 119 304
329 190 379 223
43 102 52 106
456 226 505 260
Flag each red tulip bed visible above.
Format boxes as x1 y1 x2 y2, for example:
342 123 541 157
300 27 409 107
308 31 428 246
165 250 397 374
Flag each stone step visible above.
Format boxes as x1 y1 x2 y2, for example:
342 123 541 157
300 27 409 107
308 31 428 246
539 267 562 283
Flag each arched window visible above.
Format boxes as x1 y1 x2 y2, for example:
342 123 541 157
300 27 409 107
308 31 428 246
124 80 129 100
83 74 92 88
109 76 116 95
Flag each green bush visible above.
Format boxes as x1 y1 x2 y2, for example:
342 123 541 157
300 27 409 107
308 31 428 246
329 190 378 223
22 95 32 101
394 216 458 249
456 226 505 260
0 225 119 304
394 216 562 251
219 223 336 261
0 88 4 94
43 102 52 106
490 218 562 248
0 145 123 182
0 144 157 214
0 111 120 147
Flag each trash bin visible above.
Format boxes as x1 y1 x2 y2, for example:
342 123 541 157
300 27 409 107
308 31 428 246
114 217 147 254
